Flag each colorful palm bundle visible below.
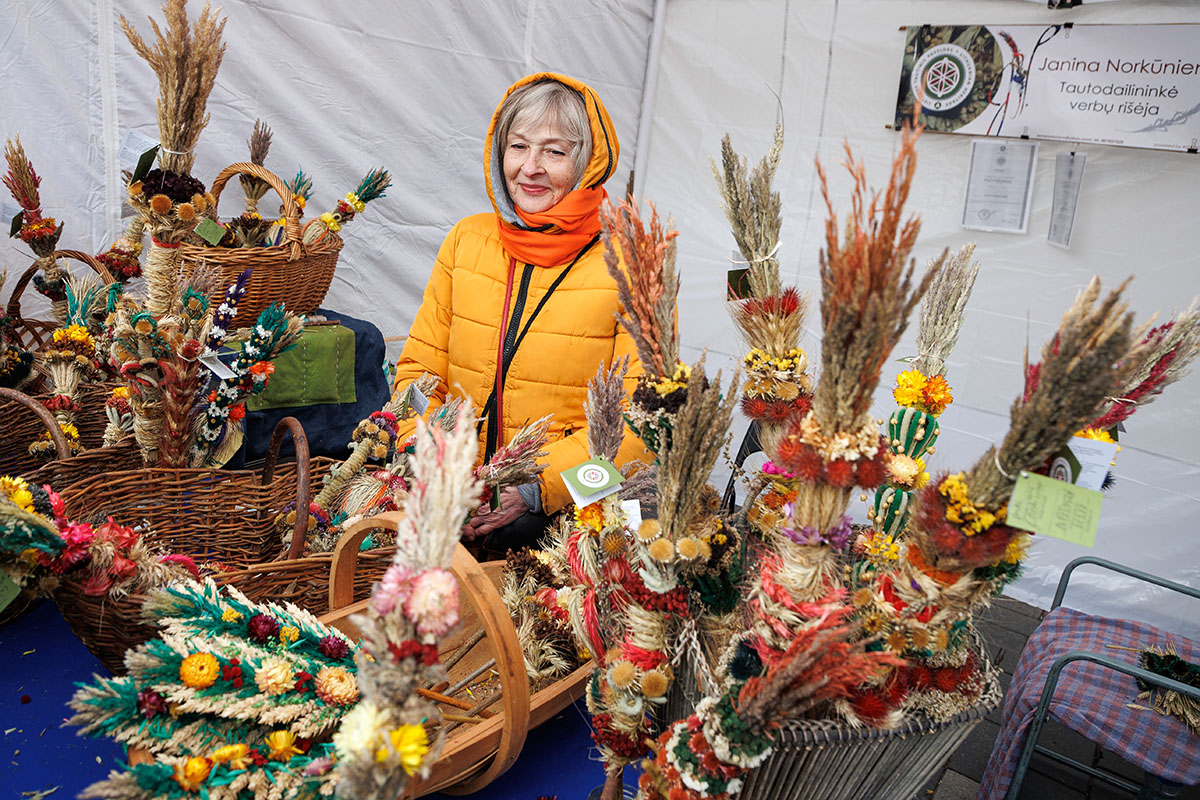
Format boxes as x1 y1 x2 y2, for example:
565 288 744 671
852 277 1144 725
191 302 303 467
3 136 66 318
70 581 354 800
301 169 393 246
864 243 978 552
95 214 148 284
0 477 194 601
715 127 814 442
742 125 943 676
29 274 113 459
1075 297 1200 433
329 404 480 799
546 356 738 800
602 200 684 455
500 547 585 692
120 0 226 315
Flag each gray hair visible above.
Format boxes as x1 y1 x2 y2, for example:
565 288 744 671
495 80 592 188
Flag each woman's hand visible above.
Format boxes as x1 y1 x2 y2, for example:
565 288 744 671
463 486 529 540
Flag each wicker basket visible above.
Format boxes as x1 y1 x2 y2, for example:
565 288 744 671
51 418 393 672
0 386 72 477
175 163 343 327
665 645 1001 800
5 250 116 352
26 437 143 493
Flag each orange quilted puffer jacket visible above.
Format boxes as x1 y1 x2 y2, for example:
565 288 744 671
391 74 653 514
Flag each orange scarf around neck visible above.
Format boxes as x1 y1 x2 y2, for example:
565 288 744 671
497 185 607 267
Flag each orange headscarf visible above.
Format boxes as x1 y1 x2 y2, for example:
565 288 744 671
483 73 620 267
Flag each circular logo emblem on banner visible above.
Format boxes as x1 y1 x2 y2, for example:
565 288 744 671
911 43 976 112
577 465 609 489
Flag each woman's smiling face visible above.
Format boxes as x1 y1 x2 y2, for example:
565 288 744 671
503 122 577 214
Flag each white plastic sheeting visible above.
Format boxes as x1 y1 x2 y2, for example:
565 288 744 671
0 0 655 335
2 1 1197 632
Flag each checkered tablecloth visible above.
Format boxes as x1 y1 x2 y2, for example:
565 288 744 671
978 606 1200 798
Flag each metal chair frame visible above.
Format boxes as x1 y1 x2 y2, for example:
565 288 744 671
1005 556 1200 799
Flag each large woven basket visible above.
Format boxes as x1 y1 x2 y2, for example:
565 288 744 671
52 418 390 672
666 644 1000 800
175 163 343 327
5 249 116 352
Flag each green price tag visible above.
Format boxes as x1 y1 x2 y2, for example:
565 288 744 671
10 210 24 238
896 355 919 364
131 145 160 184
0 574 21 615
1006 470 1103 547
195 217 226 245
561 457 623 507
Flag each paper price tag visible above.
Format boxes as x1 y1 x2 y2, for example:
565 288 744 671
1007 471 1102 547
195 217 226 245
621 499 643 532
1048 436 1118 493
561 457 623 508
0 574 21 615
9 210 24 238
199 353 237 380
727 267 750 300
119 129 160 172
407 384 430 416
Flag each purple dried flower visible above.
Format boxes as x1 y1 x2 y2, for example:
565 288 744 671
318 635 350 661
137 688 168 719
247 613 280 644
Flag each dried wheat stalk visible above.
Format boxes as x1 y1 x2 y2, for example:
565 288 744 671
711 124 784 298
602 200 679 379
121 0 226 175
912 242 979 377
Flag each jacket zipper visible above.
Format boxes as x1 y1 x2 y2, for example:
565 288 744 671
489 260 535 458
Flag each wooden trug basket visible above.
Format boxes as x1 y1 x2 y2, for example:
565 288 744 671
175 163 343 327
319 512 592 797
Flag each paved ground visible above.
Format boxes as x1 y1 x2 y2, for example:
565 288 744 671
921 595 1200 800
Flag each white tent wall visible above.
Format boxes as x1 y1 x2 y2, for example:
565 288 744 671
0 0 655 340
3 1 1198 635
640 0 1200 637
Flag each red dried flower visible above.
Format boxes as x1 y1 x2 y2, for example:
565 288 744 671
825 458 855 487
247 614 280 643
319 635 350 661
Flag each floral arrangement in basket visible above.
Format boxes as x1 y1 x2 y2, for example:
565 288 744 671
0 475 196 603
106 265 303 468
118 0 225 316
68 580 359 800
4 136 67 318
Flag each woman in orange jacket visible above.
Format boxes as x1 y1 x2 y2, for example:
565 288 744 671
391 73 654 552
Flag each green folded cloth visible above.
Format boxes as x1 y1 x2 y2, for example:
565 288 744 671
246 323 357 411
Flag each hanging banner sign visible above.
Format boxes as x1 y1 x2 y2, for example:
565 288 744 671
895 24 1200 153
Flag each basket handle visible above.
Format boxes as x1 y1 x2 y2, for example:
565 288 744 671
327 510 405 612
0 386 70 462
262 416 313 560
207 162 304 262
5 250 118 331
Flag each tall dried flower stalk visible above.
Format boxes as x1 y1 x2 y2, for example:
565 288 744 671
240 119 274 213
657 356 739 541
602 200 679 379
1091 297 1200 430
585 357 630 462
813 125 944 432
969 277 1139 511
4 137 66 321
121 0 227 175
712 124 784 298
912 242 979 377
